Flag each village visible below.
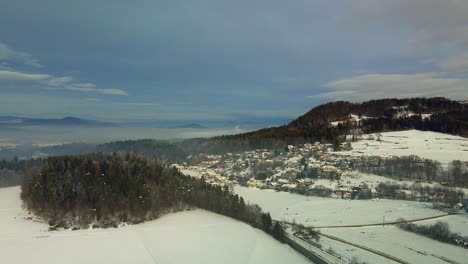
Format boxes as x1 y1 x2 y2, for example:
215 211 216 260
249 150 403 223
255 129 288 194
177 141 468 212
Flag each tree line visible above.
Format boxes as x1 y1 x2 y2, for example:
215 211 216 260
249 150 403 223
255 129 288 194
20 153 285 242
397 220 467 248
354 156 468 188
374 182 465 205
0 157 41 187
361 111 467 137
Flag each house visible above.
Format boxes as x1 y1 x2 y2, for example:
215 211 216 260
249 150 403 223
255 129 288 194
321 166 342 179
396 190 413 200
335 188 351 199
247 181 259 188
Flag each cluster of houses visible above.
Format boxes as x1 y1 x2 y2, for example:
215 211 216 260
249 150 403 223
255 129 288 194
179 144 468 209
181 143 380 198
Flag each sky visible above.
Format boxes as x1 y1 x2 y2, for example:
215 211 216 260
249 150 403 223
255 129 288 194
0 0 467 123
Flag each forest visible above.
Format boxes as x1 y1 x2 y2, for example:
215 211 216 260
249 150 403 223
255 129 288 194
20 153 285 242
0 157 41 187
96 139 187 164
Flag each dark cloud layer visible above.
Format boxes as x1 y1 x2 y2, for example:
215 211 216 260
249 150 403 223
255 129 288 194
0 1 467 122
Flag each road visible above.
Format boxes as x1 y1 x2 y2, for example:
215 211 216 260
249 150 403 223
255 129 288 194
312 212 450 229
312 232 410 264
291 212 461 264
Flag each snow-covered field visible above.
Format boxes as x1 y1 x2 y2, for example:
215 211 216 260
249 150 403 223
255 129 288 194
234 186 468 263
341 130 468 166
322 226 468 264
340 171 468 195
234 186 444 227
315 235 394 264
0 186 309 264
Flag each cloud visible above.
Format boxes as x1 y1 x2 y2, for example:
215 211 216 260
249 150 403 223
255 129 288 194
345 0 468 48
0 69 127 96
0 42 127 96
46 76 74 86
96 88 128 96
65 83 128 95
0 42 43 68
439 53 468 72
0 70 50 81
312 72 468 101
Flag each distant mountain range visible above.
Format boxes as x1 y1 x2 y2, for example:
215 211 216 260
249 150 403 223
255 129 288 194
0 116 289 129
168 123 207 129
0 116 114 127
122 117 290 129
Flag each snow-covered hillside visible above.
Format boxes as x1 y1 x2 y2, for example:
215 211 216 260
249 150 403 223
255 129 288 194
341 130 468 166
0 187 309 264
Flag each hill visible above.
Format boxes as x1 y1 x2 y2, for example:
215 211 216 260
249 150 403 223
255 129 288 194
169 123 207 129
20 153 287 244
218 97 467 144
0 116 113 127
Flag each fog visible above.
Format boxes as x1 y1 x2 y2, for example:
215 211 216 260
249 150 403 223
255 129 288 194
0 125 255 147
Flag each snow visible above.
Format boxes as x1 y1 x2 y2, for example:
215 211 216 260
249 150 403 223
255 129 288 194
331 114 372 127
0 186 309 264
314 235 394 264
287 156 302 165
416 214 468 237
310 179 339 190
349 114 371 122
340 171 468 195
340 130 468 166
330 121 345 127
179 168 203 178
421 113 432 119
234 186 444 227
322 226 468 264
234 186 468 263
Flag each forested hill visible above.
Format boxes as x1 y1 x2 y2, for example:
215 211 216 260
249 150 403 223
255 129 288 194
216 97 467 144
20 153 286 241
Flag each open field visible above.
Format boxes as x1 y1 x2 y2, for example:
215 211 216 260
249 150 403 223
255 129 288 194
340 130 468 166
235 186 468 263
234 186 445 227
322 226 468 264
340 172 468 196
0 186 309 264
